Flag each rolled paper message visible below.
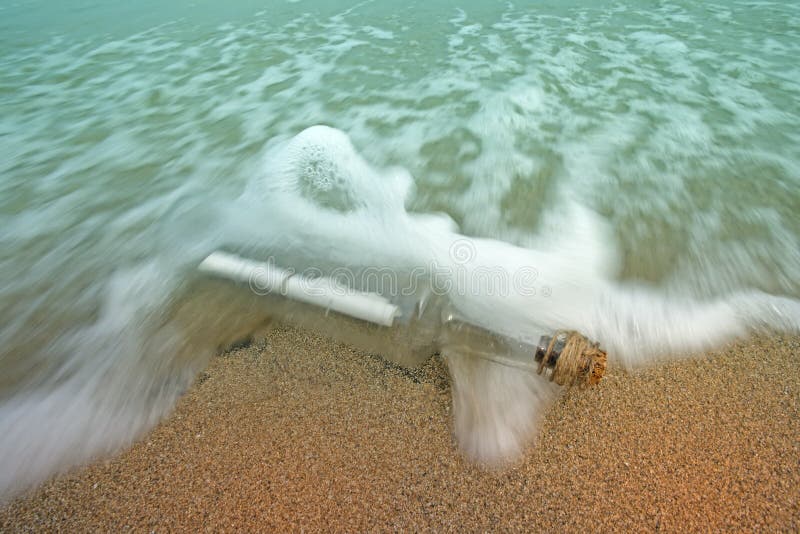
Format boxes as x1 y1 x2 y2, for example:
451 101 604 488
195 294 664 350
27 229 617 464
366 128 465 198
198 251 400 327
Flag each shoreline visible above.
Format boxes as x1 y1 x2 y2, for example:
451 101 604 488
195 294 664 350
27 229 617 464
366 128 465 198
1 326 798 531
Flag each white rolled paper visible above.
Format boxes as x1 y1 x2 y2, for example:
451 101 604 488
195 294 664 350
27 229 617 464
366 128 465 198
198 251 400 327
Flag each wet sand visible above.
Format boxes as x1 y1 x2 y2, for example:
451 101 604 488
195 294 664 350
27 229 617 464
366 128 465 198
1 326 798 531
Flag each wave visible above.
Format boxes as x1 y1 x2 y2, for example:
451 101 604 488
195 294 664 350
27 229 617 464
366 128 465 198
4 126 799 498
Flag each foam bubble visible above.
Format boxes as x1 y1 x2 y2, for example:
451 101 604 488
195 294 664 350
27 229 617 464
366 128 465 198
259 125 412 215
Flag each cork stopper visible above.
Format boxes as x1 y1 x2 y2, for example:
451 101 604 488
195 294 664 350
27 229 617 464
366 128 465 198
534 331 607 387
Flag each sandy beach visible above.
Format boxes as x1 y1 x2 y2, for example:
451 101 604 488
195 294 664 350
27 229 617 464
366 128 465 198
1 325 798 532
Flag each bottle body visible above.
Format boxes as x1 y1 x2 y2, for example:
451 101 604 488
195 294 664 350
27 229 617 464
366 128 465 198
198 251 605 385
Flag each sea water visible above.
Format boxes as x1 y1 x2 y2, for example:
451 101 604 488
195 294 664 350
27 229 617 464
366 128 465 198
1 0 799 498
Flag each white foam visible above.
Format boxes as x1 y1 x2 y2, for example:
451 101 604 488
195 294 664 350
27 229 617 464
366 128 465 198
250 126 800 461
256 125 800 450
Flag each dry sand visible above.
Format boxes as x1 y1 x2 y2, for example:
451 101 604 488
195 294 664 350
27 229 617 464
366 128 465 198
1 326 798 532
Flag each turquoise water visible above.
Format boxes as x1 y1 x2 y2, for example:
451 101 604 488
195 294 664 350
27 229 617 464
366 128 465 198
1 0 799 498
